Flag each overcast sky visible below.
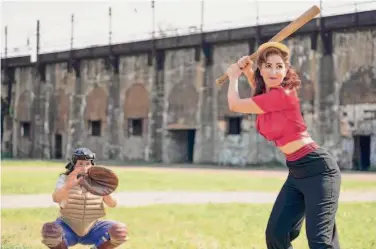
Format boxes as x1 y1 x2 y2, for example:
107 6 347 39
1 0 376 58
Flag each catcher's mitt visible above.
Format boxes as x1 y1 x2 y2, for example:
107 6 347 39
79 166 119 196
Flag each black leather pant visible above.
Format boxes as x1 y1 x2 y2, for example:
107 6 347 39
266 147 341 249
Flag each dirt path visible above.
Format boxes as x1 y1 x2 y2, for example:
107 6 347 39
2 190 376 209
5 165 376 181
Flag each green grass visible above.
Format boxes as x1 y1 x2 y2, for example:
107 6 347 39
1 166 286 194
2 161 376 194
2 160 376 248
1 159 65 167
2 202 376 249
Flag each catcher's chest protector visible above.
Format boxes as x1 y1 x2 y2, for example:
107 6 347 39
60 185 106 236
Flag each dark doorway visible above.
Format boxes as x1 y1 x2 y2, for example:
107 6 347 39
168 129 196 163
353 135 371 171
226 117 242 135
187 129 196 163
55 134 63 159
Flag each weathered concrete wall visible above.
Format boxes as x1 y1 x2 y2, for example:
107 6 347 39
13 67 34 157
1 69 15 155
80 59 112 160
166 130 190 163
148 51 165 162
333 29 376 169
46 62 76 159
163 48 200 163
193 48 215 164
371 136 376 169
119 54 152 161
25 63 53 159
340 104 376 170
3 22 376 170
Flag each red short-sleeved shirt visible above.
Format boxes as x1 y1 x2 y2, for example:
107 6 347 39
252 87 309 147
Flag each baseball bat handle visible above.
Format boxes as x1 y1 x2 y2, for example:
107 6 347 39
216 74 229 86
215 53 257 86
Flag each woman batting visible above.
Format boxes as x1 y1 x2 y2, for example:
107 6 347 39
226 42 341 249
41 148 127 249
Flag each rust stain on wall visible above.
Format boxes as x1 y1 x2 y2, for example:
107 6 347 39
167 83 198 128
85 87 108 121
16 91 33 122
124 83 149 119
55 89 69 134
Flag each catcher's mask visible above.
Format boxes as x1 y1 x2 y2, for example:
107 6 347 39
65 147 96 170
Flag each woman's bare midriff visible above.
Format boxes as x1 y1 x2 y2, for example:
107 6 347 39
278 137 315 155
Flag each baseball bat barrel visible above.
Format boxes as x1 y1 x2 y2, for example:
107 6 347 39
215 5 321 86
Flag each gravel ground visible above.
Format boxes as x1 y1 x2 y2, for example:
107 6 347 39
2 190 376 209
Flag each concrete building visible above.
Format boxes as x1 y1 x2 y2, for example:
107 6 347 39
1 10 376 171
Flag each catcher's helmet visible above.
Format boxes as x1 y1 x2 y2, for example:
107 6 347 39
66 147 95 169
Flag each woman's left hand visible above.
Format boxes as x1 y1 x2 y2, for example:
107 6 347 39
226 63 242 81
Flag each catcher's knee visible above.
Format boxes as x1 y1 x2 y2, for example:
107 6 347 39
41 222 64 248
109 222 128 245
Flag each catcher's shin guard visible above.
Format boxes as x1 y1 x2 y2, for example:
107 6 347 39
96 241 116 249
97 223 127 249
50 241 68 249
41 222 67 249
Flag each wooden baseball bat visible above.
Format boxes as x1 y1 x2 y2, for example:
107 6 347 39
215 5 321 86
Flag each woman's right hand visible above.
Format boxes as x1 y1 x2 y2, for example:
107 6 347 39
65 168 84 189
237 56 254 75
237 56 256 89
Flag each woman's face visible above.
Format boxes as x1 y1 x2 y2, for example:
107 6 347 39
259 53 287 88
75 159 92 173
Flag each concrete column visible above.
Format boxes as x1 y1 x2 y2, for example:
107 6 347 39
107 56 121 160
194 43 215 164
31 66 43 157
12 68 22 157
370 135 376 170
150 50 164 162
317 31 341 154
67 60 83 158
43 73 52 159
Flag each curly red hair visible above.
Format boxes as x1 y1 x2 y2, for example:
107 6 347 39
252 47 301 96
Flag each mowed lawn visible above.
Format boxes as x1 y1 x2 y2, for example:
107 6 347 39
2 202 376 249
2 160 376 249
2 160 376 194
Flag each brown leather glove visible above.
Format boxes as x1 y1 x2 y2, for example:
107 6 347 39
79 166 119 196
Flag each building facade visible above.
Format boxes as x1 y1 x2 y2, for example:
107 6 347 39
1 10 376 170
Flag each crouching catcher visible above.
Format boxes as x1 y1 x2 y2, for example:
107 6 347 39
41 148 127 249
